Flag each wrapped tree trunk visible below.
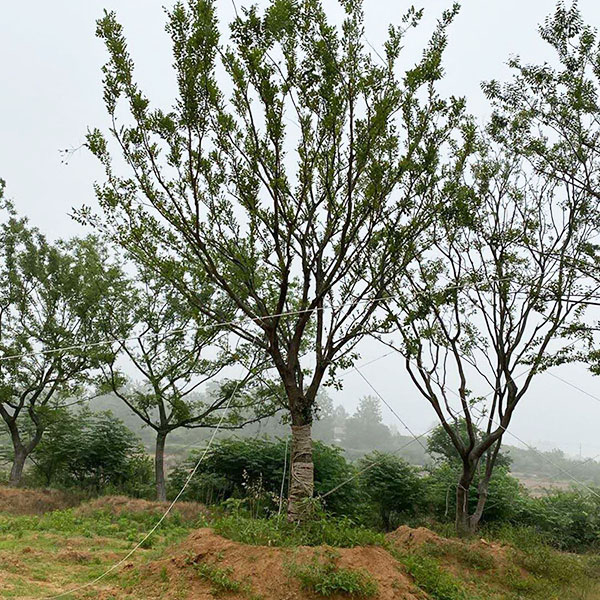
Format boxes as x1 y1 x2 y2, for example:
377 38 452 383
287 423 314 522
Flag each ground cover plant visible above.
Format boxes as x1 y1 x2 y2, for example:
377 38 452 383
287 549 379 598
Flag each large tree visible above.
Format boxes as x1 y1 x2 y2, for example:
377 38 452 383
0 187 126 486
384 2 600 536
97 267 277 500
80 0 464 519
384 142 600 535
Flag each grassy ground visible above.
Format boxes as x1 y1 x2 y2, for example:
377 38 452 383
1 490 600 599
0 506 195 599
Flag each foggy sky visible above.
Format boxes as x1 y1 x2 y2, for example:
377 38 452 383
2 1 600 458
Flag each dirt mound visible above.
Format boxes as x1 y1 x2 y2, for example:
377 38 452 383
76 495 207 522
0 486 81 515
387 525 444 551
138 528 421 600
387 525 509 577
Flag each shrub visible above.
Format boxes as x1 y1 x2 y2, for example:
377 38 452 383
30 408 153 496
358 452 423 530
169 438 361 517
510 489 600 551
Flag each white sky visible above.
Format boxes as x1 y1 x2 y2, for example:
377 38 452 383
2 1 600 457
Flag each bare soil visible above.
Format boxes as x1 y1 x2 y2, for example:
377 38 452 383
139 528 421 600
0 486 82 515
75 495 207 522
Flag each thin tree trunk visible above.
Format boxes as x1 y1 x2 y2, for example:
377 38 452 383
455 468 475 537
9 445 27 487
287 423 314 522
468 445 500 532
470 477 490 532
155 431 168 502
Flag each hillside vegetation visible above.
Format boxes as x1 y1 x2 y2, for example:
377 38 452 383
1 487 599 600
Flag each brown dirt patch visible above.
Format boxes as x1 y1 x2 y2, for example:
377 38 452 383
387 526 444 551
56 548 94 563
138 528 421 600
76 495 207 522
0 486 82 515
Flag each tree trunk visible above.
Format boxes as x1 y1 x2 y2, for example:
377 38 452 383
155 431 168 502
455 468 475 537
9 446 27 487
287 423 314 522
455 461 492 536
469 477 490 532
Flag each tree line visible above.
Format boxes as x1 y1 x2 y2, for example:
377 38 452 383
2 0 600 536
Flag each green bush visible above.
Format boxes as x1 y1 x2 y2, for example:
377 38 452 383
358 451 423 530
29 408 153 496
169 438 361 517
510 489 600 551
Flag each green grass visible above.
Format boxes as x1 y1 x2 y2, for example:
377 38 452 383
401 524 600 600
0 507 195 541
400 554 473 600
195 563 244 594
2 503 600 600
481 524 600 599
0 507 199 599
192 561 263 599
211 513 385 548
287 550 378 598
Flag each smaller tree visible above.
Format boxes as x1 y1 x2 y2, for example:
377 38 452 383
0 192 127 486
385 140 599 535
25 407 78 487
98 268 277 500
427 420 511 470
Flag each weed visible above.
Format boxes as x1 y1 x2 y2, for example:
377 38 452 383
401 554 471 600
420 541 495 571
195 563 243 594
193 561 263 599
159 565 169 583
212 513 385 548
287 550 378 598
